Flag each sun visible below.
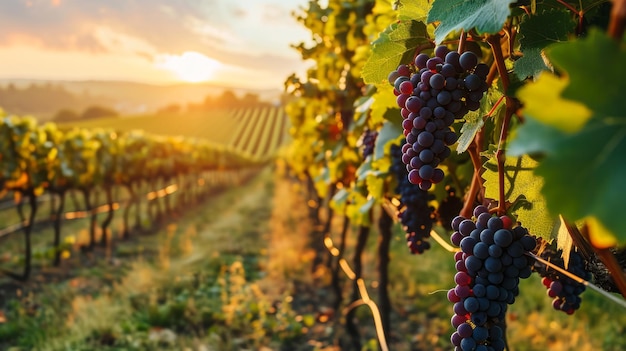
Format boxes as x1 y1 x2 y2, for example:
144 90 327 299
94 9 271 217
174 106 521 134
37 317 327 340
156 51 222 83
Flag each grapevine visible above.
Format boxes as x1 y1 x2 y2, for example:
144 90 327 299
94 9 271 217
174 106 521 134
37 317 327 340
281 0 626 349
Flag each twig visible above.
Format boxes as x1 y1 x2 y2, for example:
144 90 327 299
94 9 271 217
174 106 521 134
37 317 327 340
342 279 389 351
487 34 510 92
494 97 516 215
457 30 467 53
324 224 390 351
608 0 626 40
460 139 483 218
430 230 460 253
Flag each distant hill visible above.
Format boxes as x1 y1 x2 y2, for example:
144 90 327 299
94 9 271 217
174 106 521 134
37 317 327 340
0 79 283 121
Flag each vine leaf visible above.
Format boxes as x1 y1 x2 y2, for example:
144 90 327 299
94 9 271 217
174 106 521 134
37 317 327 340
516 73 591 133
362 20 429 86
509 30 626 245
548 30 626 117
373 118 403 163
482 155 556 239
456 111 482 153
427 0 515 44
394 0 430 21
457 86 504 153
513 9 574 80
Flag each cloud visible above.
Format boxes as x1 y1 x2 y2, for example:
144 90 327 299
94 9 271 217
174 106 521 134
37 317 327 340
0 0 312 88
0 0 218 52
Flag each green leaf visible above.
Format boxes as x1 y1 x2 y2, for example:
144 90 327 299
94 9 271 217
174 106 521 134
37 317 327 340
482 155 556 239
330 188 350 212
514 10 574 79
547 29 626 118
508 117 561 156
456 111 483 153
374 119 403 162
536 118 626 245
513 48 547 80
427 0 515 44
362 20 430 86
510 30 626 245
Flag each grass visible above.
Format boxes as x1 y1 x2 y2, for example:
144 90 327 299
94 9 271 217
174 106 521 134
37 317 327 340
0 167 310 350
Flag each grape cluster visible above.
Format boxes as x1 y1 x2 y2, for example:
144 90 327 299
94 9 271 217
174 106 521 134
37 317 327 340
448 206 537 351
388 46 489 191
361 129 378 159
437 186 464 230
533 241 590 314
390 142 435 254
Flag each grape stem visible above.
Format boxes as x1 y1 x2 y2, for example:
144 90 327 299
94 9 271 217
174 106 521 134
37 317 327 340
487 33 515 215
527 252 626 310
460 138 483 218
457 30 467 54
487 34 510 93
494 97 516 216
609 0 626 40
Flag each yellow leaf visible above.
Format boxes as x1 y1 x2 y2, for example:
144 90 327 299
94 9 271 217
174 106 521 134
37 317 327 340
517 73 592 133
47 147 58 162
585 216 617 249
556 215 572 269
34 186 45 197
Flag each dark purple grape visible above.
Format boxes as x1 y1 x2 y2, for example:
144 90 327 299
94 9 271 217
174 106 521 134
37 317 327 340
405 96 423 112
464 74 482 91
414 53 430 69
388 70 400 85
459 51 478 71
435 45 450 59
430 73 446 90
397 64 411 77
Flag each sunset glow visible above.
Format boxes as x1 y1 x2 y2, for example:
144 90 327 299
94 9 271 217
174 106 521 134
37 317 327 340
0 0 311 89
156 51 222 83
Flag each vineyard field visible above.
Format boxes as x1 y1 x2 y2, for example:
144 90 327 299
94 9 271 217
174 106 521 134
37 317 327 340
58 106 288 160
2 0 626 350
2 169 626 350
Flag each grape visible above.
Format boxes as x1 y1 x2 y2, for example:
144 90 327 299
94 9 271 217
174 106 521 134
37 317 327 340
397 64 411 77
405 96 423 112
435 45 450 59
389 46 488 192
474 63 490 78
437 90 452 105
417 131 434 147
360 130 377 158
441 63 457 78
388 70 400 85
390 143 436 254
464 74 482 91
415 53 430 69
459 51 479 71
449 207 538 350
532 238 591 314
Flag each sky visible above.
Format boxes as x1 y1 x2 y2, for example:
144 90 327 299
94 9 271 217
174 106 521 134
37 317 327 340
0 0 313 89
